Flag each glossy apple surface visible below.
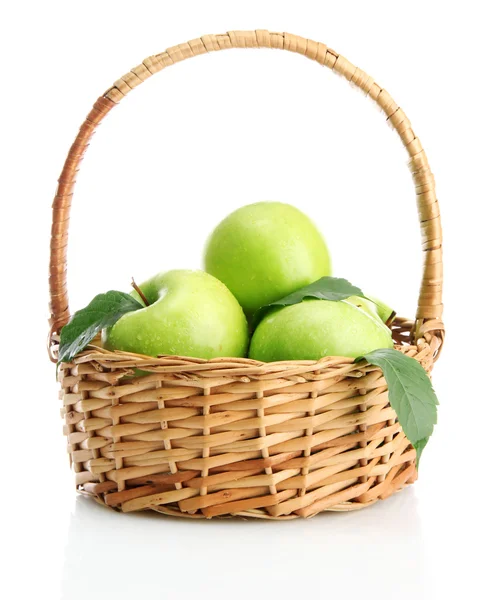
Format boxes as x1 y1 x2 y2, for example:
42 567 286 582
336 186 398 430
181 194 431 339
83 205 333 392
204 202 331 316
103 270 249 359
249 299 393 362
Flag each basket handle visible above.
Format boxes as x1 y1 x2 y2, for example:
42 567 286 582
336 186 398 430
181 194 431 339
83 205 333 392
48 30 445 360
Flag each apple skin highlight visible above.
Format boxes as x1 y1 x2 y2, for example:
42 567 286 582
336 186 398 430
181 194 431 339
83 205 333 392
102 270 249 359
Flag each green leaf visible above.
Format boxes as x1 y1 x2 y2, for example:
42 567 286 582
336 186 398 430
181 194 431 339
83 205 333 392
252 276 366 327
359 348 438 466
58 291 143 363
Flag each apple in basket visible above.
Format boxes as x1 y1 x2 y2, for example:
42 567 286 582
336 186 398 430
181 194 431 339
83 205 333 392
204 201 331 317
101 270 249 359
248 298 393 362
59 203 393 365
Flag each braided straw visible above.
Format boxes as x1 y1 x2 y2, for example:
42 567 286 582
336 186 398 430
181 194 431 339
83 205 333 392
51 32 444 518
48 30 444 358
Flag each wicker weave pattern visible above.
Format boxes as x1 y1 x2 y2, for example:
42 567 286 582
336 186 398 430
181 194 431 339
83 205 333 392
58 320 436 518
50 31 444 517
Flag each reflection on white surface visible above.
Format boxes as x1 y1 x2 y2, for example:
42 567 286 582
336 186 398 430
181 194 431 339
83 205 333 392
62 489 424 600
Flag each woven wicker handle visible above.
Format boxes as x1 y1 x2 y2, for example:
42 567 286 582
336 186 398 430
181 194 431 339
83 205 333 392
48 30 445 359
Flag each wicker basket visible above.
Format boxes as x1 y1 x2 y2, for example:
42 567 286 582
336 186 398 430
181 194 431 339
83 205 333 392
48 30 444 519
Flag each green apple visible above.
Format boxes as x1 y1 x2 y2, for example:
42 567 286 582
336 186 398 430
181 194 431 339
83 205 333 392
204 202 331 317
249 299 393 362
368 295 396 325
102 270 249 359
345 295 396 326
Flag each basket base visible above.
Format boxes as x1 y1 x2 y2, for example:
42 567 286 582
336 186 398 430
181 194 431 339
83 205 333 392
78 470 417 520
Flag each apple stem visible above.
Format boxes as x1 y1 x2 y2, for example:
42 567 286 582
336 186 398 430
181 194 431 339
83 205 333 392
385 311 397 328
131 278 150 306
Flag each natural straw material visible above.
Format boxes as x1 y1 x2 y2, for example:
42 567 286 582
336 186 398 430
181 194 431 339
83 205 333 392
49 31 444 518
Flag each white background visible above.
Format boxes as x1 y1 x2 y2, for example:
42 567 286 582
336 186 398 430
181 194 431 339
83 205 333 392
1 1 478 598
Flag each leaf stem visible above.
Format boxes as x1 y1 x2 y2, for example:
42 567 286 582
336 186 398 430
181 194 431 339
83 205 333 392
131 278 150 306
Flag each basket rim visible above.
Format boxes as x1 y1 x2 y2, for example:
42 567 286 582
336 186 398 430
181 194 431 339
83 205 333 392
54 315 438 379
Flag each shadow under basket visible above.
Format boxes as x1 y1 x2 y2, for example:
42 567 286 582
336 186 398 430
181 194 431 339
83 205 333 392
49 31 444 519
